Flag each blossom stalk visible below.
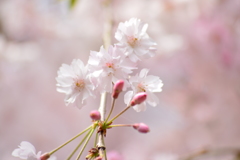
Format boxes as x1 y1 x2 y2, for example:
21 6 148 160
108 124 133 128
108 105 131 123
76 127 96 160
105 98 116 122
49 125 92 155
66 129 92 160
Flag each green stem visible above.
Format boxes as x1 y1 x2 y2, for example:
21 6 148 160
108 124 133 128
66 129 92 160
94 131 99 147
105 98 116 122
108 105 131 123
49 125 92 155
76 127 96 160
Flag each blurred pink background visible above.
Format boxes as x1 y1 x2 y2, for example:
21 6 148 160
1 0 240 160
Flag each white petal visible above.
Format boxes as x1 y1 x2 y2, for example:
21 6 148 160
146 91 159 107
124 91 133 105
64 91 79 105
48 155 57 160
12 141 37 159
56 77 73 87
133 103 147 112
140 23 148 37
145 75 163 92
139 68 149 78
128 53 140 62
58 64 75 77
72 59 84 77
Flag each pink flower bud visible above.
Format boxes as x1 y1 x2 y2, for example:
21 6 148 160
90 110 101 121
130 92 147 106
40 153 50 160
112 80 124 99
133 123 150 133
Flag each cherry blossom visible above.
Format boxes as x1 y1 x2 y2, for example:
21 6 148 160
124 68 163 112
88 45 136 93
56 59 95 108
115 18 157 62
12 141 56 160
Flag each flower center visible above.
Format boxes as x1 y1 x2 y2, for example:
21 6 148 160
75 79 85 91
106 62 114 69
127 36 138 47
137 83 146 92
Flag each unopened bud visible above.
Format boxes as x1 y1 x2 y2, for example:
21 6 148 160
133 123 150 133
112 80 124 99
40 153 50 160
130 92 147 106
90 110 101 121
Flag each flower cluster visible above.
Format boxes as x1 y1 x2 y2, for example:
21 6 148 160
12 18 163 160
56 18 163 112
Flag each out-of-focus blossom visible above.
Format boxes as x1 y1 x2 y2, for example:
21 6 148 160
88 45 136 93
115 18 157 62
12 141 41 160
56 59 95 109
107 151 124 160
150 153 178 160
124 68 163 112
12 141 56 160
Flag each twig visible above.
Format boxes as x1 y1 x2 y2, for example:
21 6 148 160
97 0 113 160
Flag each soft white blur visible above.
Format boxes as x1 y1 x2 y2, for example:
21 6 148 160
1 0 240 160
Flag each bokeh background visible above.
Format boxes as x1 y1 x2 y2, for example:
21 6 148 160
1 0 240 160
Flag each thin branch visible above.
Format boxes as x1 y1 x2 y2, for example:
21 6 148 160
97 0 113 160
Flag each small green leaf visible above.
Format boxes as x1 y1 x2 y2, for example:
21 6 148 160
69 0 78 9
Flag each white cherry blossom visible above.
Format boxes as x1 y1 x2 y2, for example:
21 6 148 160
88 45 136 93
56 59 95 109
115 18 157 62
124 68 163 112
12 141 56 160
